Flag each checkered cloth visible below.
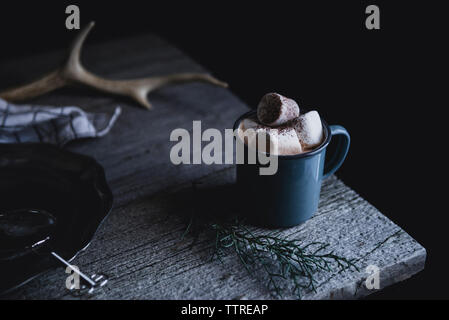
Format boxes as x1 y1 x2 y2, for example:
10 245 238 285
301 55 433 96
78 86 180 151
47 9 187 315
0 98 121 146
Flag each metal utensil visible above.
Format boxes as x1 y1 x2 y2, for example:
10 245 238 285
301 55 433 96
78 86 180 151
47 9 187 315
0 209 107 293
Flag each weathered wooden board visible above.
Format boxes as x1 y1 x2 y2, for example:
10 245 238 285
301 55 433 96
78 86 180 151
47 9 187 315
3 170 425 300
0 34 246 206
0 34 425 299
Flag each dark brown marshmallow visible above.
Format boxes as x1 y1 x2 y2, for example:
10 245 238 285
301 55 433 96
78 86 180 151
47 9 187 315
256 93 300 127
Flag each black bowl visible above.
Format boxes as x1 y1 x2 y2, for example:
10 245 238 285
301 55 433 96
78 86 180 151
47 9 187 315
0 143 113 295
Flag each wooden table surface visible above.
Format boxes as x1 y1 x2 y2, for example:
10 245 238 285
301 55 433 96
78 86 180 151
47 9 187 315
0 33 426 299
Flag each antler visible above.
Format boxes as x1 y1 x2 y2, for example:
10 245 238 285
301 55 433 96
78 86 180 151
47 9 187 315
0 22 228 109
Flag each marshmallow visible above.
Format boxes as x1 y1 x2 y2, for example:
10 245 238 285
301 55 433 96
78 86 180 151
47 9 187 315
238 121 303 155
257 93 300 127
294 110 324 149
241 118 259 130
269 127 303 155
237 117 259 146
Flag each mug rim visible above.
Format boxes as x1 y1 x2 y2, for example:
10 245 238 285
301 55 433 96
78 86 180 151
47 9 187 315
233 110 332 160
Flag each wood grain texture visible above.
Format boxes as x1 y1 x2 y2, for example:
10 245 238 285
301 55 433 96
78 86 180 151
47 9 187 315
0 34 425 299
0 33 247 206
3 171 425 300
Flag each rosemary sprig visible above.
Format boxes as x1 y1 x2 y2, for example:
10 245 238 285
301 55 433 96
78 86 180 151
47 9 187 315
185 217 358 298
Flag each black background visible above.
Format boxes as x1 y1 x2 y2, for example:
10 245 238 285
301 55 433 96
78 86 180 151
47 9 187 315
0 1 446 299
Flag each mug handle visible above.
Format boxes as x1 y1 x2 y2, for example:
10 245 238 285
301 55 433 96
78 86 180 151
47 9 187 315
323 125 350 179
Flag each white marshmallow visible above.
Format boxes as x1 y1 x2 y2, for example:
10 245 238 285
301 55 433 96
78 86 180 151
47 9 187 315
238 121 303 155
270 127 303 155
237 118 258 146
241 118 258 130
294 110 324 149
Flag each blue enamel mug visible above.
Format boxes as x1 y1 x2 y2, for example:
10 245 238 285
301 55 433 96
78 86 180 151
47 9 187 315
233 110 350 228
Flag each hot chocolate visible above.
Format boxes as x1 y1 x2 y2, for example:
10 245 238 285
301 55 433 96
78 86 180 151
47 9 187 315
238 93 324 155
